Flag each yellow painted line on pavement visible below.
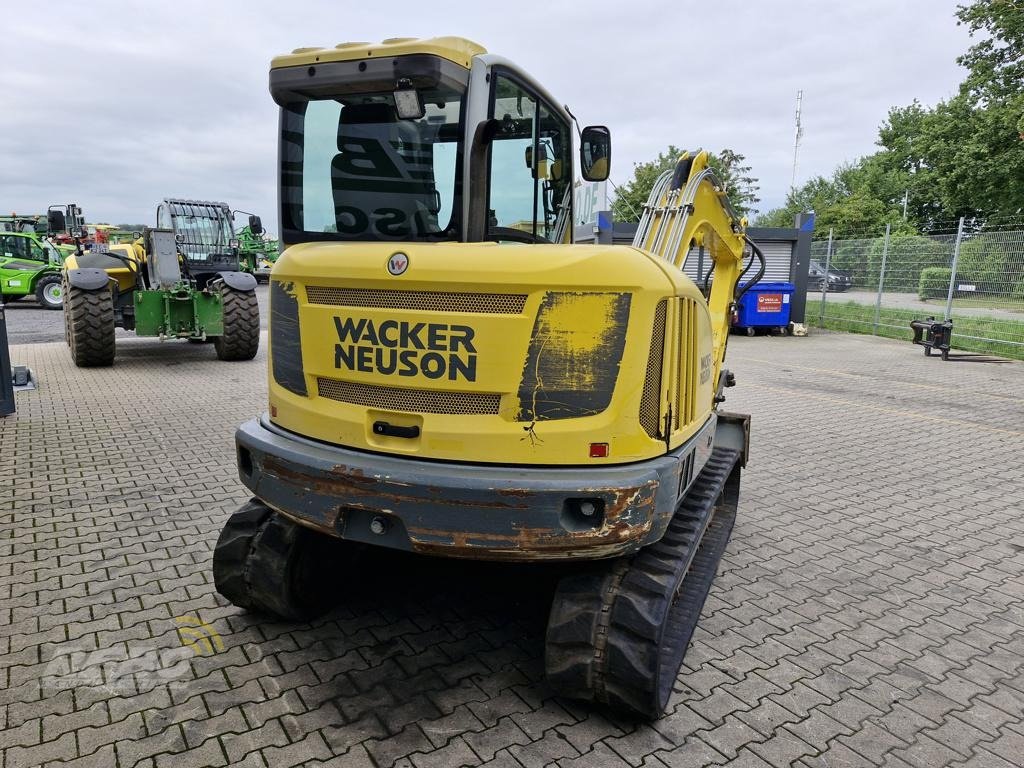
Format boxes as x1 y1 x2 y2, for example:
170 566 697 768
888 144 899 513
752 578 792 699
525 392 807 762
759 384 1024 437
733 355 1024 404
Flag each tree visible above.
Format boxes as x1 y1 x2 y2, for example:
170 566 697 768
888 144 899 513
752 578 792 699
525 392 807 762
707 149 761 218
753 164 914 238
612 146 761 222
956 0 1024 103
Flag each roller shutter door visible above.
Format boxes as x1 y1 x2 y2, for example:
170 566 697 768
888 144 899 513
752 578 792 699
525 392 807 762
680 239 793 284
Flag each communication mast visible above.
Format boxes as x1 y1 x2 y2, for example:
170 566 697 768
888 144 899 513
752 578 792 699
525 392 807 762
791 90 803 191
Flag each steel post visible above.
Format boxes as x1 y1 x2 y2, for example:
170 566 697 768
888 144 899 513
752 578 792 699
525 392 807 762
945 217 966 322
873 224 890 335
819 227 833 325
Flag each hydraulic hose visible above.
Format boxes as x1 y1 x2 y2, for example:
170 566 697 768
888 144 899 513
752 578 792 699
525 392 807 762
734 238 767 302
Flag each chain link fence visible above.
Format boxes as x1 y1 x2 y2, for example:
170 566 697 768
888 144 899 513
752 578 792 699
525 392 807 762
807 218 1024 360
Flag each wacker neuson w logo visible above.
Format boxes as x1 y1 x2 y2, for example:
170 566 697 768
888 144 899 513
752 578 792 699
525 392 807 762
334 316 478 381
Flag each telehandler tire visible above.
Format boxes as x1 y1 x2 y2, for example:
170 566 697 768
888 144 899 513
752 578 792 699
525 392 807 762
35 274 64 310
213 499 346 621
213 283 259 361
64 280 116 367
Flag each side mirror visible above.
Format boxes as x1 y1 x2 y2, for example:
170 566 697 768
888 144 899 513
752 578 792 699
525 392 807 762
580 125 611 182
47 209 66 233
248 215 263 236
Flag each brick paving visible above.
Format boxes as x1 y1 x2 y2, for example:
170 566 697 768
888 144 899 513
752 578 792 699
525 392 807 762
2 329 1023 767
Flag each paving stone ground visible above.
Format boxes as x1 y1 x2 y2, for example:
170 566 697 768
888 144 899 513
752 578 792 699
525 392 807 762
2 329 1023 768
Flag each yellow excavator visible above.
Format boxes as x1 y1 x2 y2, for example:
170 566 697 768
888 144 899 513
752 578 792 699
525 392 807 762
212 37 763 718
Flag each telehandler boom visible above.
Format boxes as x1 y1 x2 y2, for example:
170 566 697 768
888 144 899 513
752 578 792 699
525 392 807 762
213 37 761 718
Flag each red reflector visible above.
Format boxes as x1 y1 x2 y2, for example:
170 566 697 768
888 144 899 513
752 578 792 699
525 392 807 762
589 443 609 458
270 404 277 417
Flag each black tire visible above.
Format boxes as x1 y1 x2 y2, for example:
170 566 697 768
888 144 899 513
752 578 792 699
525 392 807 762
212 282 259 361
64 281 115 367
213 499 346 621
35 273 64 310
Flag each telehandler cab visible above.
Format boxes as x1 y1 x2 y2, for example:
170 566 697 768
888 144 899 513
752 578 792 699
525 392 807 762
214 37 762 718
61 199 260 366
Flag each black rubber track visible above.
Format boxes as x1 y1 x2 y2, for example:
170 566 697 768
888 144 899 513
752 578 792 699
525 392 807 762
213 283 260 361
213 499 348 621
64 281 116 367
545 447 741 719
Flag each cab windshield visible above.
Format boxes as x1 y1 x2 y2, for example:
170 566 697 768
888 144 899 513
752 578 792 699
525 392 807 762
158 202 233 261
279 85 464 243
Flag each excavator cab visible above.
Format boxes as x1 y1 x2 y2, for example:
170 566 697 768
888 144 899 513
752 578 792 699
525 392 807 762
272 40 594 248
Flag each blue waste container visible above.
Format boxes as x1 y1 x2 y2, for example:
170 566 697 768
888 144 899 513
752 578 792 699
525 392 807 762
733 282 794 336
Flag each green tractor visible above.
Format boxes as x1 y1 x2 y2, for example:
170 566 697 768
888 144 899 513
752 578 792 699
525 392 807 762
0 231 66 309
60 199 260 367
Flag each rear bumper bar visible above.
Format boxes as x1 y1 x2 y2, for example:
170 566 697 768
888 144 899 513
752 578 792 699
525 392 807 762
235 414 724 561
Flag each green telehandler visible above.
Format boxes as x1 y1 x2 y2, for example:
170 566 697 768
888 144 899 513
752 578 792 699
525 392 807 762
60 199 260 366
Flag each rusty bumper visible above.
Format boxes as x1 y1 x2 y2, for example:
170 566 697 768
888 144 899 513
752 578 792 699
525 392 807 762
235 414 716 561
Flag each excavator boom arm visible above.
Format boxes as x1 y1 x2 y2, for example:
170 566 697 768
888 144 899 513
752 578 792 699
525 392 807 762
632 150 757 393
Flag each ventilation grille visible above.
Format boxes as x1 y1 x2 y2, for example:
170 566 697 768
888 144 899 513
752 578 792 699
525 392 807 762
675 298 697 429
640 300 667 438
305 287 527 314
316 378 501 415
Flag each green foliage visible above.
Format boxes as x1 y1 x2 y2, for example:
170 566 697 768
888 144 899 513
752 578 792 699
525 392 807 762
956 0 1024 102
956 236 1013 292
869 235 950 291
919 267 953 299
612 146 760 222
1013 278 1024 302
754 165 916 239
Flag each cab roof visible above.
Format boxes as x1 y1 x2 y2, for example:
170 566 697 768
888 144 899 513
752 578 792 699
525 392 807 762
270 36 486 70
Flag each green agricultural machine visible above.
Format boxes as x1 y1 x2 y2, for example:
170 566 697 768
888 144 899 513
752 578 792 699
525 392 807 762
0 231 66 308
61 198 260 366
0 204 86 308
233 213 278 282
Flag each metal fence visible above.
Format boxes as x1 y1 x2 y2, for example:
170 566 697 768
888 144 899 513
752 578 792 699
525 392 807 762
808 218 1024 359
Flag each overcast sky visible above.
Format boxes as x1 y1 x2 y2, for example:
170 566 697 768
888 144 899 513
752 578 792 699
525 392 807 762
1 0 972 230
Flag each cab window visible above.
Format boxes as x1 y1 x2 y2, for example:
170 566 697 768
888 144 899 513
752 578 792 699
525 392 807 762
487 73 571 242
0 235 36 260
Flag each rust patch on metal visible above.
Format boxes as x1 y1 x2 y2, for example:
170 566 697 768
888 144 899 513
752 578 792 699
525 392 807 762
407 478 660 561
261 457 525 510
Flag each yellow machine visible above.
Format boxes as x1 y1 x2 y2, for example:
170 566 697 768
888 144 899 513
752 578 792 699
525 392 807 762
213 37 763 718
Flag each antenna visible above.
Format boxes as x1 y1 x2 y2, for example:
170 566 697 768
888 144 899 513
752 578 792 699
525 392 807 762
791 90 803 191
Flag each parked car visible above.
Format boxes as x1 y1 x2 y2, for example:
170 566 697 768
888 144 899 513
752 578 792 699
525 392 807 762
808 260 852 292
